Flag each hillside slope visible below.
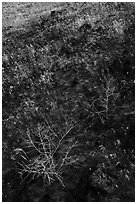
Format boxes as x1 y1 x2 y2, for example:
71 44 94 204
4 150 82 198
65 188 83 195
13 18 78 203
2 2 135 202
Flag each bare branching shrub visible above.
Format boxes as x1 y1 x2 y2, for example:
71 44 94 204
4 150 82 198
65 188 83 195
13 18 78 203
14 120 81 186
91 73 120 123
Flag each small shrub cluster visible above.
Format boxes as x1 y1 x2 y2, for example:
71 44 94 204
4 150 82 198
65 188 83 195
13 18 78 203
15 122 81 186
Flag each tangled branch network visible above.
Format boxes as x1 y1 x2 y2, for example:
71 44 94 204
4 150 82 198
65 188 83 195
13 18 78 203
14 120 81 186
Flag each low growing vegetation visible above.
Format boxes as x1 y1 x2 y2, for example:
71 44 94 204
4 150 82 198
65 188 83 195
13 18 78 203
2 2 135 201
